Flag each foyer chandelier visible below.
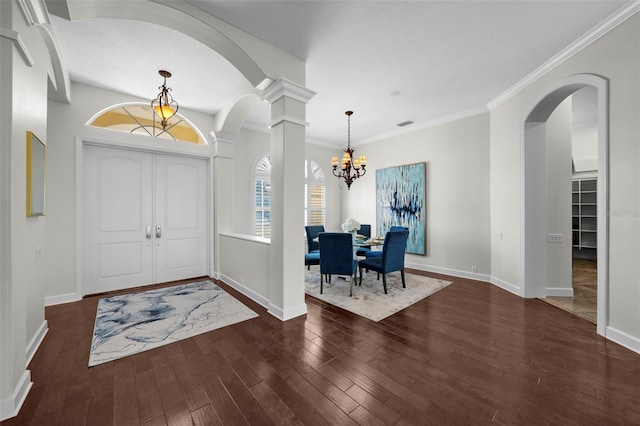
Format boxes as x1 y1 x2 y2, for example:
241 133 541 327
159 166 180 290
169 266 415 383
151 70 179 129
331 111 367 190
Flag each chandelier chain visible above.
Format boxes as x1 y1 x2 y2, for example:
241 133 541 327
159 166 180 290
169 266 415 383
347 113 351 149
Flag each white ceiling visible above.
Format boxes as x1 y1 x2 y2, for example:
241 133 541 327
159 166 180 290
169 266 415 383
48 0 629 147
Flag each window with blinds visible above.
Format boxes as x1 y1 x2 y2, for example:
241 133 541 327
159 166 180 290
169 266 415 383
254 156 272 238
252 156 325 238
305 159 325 226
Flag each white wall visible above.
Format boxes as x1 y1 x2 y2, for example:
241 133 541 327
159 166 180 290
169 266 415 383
545 97 573 294
232 127 270 235
218 233 271 307
343 112 491 278
1 0 51 418
572 125 598 173
490 13 640 347
572 86 598 173
307 143 343 233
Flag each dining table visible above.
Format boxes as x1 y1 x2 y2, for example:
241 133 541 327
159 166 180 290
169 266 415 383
353 236 384 248
313 235 384 250
312 234 385 282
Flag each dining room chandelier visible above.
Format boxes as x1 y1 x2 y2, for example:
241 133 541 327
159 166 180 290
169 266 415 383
151 70 179 130
331 111 367 190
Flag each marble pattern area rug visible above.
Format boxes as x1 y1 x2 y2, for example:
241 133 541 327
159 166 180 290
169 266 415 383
305 268 452 322
89 280 258 366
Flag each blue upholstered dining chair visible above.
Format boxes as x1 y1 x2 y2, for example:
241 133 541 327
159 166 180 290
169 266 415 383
364 226 408 259
305 251 320 269
304 225 325 269
305 225 324 253
318 232 359 297
355 224 372 257
358 229 409 294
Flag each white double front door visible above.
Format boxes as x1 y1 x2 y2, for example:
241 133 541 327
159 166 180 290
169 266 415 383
83 145 208 295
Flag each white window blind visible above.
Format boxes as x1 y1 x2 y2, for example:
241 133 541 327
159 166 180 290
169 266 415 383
253 156 325 236
254 156 272 238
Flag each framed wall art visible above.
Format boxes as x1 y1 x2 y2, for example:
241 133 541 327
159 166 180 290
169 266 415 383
26 131 46 217
375 162 426 255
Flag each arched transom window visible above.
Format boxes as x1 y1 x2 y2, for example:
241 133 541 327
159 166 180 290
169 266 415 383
88 103 206 144
252 155 326 238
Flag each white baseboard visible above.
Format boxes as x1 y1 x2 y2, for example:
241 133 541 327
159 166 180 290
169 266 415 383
405 261 491 284
489 276 522 296
404 261 525 297
218 274 307 321
217 273 270 309
26 320 48 367
546 287 575 297
0 370 32 422
45 292 81 306
268 302 308 321
606 326 640 355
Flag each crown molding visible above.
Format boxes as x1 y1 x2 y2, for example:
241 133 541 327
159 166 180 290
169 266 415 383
488 1 640 110
262 78 316 104
214 131 238 144
0 27 34 67
17 0 49 26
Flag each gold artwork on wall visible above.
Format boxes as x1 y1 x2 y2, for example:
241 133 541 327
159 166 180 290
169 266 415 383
26 131 46 217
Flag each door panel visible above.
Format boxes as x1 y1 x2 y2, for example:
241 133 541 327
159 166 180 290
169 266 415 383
83 146 208 295
84 146 153 295
98 157 144 232
99 242 145 278
154 155 208 282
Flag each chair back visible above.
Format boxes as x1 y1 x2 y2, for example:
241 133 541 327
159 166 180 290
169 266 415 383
305 225 325 252
359 224 371 238
389 225 408 232
318 232 357 276
381 230 409 272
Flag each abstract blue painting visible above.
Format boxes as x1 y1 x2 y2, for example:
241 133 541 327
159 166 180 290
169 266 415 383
376 162 426 255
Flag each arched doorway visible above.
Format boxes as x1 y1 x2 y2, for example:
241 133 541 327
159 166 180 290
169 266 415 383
522 74 608 336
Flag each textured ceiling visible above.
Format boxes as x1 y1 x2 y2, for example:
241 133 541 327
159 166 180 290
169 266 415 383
49 0 629 147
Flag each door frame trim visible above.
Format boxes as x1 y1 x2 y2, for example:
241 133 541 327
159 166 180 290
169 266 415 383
520 74 608 336
75 136 213 297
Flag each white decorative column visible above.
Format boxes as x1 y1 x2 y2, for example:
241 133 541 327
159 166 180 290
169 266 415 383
262 79 316 320
212 131 236 279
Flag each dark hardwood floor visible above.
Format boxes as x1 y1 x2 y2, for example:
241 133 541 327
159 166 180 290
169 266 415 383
3 270 640 425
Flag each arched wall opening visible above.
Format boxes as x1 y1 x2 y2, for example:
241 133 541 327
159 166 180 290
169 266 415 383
522 74 608 336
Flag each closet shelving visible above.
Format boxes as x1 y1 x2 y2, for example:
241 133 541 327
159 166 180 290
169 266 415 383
572 177 597 260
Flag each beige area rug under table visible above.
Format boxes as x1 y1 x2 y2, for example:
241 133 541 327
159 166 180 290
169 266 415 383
305 267 451 322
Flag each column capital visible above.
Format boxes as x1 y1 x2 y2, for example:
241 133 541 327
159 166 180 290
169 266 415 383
262 78 316 105
213 130 238 144
212 131 237 158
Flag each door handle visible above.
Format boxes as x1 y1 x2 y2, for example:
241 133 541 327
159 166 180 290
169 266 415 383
146 225 152 239
156 225 162 238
